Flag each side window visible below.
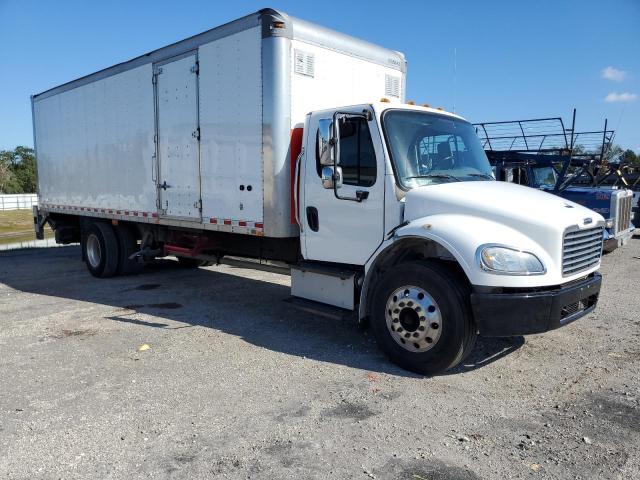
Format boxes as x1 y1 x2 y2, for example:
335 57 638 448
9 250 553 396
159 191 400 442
338 118 376 187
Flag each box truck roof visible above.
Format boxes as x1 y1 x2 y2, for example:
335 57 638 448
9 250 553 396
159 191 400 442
32 8 406 101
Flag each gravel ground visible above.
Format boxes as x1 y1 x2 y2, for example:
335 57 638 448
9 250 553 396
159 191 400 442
0 237 638 479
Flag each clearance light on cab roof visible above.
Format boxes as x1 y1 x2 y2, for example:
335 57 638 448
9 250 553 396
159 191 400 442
407 100 415 105
422 103 430 108
380 97 390 103
436 107 444 111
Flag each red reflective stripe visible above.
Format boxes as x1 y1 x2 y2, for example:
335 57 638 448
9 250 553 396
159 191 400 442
209 218 217 224
142 212 148 217
224 219 232 225
254 222 263 229
152 213 158 218
239 221 247 227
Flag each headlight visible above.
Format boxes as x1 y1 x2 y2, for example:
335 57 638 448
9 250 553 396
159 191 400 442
605 219 614 229
477 245 545 275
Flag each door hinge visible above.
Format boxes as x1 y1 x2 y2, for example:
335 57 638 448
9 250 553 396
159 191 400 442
190 62 199 75
152 68 163 84
194 199 202 210
192 127 201 141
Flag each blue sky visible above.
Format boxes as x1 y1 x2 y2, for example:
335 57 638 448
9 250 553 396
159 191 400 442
1 0 638 151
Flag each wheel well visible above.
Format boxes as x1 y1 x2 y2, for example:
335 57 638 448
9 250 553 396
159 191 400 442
360 237 470 321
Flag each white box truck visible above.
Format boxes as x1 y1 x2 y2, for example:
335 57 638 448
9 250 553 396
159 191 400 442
32 9 605 375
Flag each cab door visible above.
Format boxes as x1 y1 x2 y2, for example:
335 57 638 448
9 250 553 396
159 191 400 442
301 108 386 265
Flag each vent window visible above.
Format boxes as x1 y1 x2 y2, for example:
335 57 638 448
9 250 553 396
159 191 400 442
294 50 315 78
385 74 400 98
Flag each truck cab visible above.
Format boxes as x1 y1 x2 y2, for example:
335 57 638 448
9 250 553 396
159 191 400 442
295 103 603 374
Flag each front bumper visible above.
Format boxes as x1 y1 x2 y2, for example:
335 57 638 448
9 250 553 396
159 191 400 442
470 273 601 337
604 228 634 252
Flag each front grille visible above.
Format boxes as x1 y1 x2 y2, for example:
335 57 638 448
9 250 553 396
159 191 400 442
615 194 633 235
562 227 603 276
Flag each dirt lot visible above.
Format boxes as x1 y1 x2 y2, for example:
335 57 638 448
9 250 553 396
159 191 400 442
0 238 638 479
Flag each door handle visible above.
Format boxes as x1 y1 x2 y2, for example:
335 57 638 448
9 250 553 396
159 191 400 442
158 181 171 190
306 206 319 232
356 190 369 201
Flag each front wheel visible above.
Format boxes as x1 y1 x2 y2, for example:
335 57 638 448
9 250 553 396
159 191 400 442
370 261 476 376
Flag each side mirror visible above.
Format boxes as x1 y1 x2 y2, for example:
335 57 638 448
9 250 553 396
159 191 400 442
321 166 343 189
317 118 336 166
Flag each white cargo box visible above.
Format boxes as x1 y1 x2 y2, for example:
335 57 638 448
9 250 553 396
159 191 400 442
33 8 406 238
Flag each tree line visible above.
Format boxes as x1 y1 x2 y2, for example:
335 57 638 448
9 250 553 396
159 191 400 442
0 147 37 194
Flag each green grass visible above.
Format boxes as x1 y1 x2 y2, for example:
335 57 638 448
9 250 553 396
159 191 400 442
0 209 53 245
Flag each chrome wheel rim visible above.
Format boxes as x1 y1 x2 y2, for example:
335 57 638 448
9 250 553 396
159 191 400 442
86 233 102 268
385 285 442 352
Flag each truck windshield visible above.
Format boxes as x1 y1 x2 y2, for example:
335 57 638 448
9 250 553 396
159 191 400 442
532 166 558 188
382 110 494 189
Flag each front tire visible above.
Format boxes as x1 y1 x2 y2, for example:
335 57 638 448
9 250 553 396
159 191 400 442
82 222 119 278
370 261 476 376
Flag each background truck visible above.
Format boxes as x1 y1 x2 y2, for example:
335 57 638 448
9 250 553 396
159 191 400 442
474 112 634 251
33 9 605 375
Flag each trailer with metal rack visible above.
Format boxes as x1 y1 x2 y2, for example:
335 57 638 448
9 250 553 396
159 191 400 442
474 111 634 251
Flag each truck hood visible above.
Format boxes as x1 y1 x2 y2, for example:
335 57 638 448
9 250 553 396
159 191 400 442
404 180 601 227
400 180 605 287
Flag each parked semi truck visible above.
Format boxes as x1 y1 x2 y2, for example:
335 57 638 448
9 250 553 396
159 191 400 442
474 114 634 252
32 9 604 375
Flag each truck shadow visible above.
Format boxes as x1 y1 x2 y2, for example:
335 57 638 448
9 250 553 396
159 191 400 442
0 246 523 378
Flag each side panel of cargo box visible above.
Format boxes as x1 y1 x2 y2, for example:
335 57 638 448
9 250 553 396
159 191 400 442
289 40 406 125
33 24 266 235
199 26 264 228
33 65 157 214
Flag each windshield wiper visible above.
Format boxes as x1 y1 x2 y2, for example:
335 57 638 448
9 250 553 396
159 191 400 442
467 173 494 180
406 174 462 182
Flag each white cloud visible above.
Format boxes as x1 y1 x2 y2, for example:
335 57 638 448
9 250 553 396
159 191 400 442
604 91 638 103
602 66 627 82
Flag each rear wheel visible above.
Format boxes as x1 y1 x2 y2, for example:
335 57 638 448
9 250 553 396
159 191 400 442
370 261 476 376
82 222 119 278
115 224 143 275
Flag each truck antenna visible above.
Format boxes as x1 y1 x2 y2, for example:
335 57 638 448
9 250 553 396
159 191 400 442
453 47 457 114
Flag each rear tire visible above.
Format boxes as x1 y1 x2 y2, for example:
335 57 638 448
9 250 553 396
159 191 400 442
370 261 476 376
82 222 119 278
115 224 143 275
